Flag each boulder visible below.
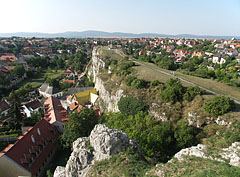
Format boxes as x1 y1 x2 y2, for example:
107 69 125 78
54 124 140 177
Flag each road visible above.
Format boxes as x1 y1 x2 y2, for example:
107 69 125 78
113 49 240 104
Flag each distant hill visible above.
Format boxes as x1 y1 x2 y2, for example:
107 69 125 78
0 30 239 39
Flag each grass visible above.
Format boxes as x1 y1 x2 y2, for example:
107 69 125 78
17 69 64 89
133 65 191 87
147 156 240 177
131 60 240 102
0 133 18 138
87 151 150 177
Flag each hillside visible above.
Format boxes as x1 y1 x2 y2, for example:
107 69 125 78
54 47 240 177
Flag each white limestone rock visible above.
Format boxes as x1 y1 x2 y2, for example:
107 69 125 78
54 124 140 177
220 142 240 166
90 124 138 161
174 144 207 161
54 166 66 177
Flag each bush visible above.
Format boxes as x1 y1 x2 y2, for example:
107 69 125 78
203 96 235 117
125 76 137 86
174 120 199 149
131 78 148 89
183 86 204 101
104 111 176 162
118 97 148 115
60 108 98 148
160 78 184 104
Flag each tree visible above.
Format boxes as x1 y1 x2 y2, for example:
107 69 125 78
11 65 25 78
160 78 184 103
183 86 204 101
174 120 199 149
203 96 235 117
0 73 10 86
8 92 24 130
118 97 148 115
104 111 176 162
60 108 98 148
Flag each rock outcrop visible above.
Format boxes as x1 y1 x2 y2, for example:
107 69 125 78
88 47 124 112
148 142 240 176
54 124 140 177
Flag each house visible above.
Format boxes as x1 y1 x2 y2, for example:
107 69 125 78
72 88 98 105
0 119 59 177
62 67 76 79
0 100 10 117
212 54 226 64
192 51 204 57
44 96 68 133
38 83 63 98
23 100 42 117
68 102 84 113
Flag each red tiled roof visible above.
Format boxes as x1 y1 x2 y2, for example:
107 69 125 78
44 96 68 123
2 119 59 175
63 80 74 83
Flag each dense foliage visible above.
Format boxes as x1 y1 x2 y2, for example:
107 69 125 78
124 75 148 89
203 96 235 117
118 97 148 115
60 108 98 148
102 112 176 162
174 120 199 149
160 78 184 103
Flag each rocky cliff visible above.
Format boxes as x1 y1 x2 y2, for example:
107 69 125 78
54 124 140 177
87 47 124 112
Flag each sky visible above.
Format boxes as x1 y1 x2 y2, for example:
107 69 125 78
0 0 239 36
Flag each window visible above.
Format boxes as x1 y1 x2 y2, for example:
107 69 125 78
29 148 32 153
24 153 26 158
37 128 41 136
31 135 35 143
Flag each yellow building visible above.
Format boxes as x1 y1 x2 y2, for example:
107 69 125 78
73 88 98 105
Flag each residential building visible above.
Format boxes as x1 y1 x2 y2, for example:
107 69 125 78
23 100 42 117
43 96 68 133
71 88 98 105
38 83 63 98
0 119 59 177
0 100 10 117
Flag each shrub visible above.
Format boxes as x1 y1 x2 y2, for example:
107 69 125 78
131 78 147 89
174 120 199 149
203 96 235 117
160 78 184 103
183 86 204 101
125 76 137 86
118 97 148 115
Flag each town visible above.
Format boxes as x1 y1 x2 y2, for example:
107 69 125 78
0 36 240 177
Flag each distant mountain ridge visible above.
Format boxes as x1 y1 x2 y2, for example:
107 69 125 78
0 30 239 39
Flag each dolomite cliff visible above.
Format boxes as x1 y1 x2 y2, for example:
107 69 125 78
87 47 124 113
53 124 140 177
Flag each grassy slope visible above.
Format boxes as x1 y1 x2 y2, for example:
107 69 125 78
147 156 240 177
87 152 150 177
132 60 240 102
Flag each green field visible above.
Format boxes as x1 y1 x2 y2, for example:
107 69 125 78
133 61 240 102
17 69 64 89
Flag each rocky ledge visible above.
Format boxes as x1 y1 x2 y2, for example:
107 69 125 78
54 124 140 177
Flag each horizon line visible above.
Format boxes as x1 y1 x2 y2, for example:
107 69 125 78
0 30 239 37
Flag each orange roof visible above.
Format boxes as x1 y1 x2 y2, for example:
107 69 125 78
44 96 68 123
63 80 74 83
2 119 59 175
